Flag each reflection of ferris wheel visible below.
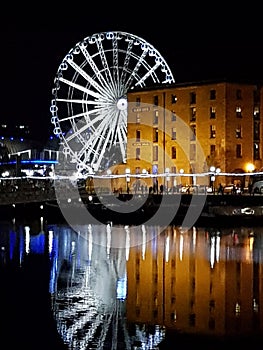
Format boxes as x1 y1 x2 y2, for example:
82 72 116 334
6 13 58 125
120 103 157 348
50 31 175 173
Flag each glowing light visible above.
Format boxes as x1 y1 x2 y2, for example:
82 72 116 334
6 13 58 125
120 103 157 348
25 226 30 254
48 230 53 254
246 163 255 172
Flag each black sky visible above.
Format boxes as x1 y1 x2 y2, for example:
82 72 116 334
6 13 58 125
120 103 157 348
1 8 263 142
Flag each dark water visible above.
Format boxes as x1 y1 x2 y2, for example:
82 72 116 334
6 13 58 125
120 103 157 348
1 216 263 349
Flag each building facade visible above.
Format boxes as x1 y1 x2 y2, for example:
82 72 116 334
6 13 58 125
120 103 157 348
124 79 263 191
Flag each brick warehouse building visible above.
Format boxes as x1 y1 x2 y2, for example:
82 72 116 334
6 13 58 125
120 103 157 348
122 79 263 192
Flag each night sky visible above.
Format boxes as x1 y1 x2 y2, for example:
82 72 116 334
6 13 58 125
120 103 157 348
1 7 263 143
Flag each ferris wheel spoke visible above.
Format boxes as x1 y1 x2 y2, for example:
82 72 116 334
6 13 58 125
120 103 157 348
116 126 127 160
134 62 162 87
120 40 133 88
77 113 113 160
95 129 115 167
123 47 149 91
57 109 97 123
59 77 100 99
112 36 120 84
79 45 109 88
67 59 114 101
64 113 104 143
96 39 116 92
78 46 119 102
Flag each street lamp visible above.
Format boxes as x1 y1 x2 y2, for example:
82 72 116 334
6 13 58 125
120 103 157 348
125 168 130 193
179 169 184 189
210 166 221 193
165 167 170 194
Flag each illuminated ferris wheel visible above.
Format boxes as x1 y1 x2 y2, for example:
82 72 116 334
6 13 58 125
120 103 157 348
50 31 174 174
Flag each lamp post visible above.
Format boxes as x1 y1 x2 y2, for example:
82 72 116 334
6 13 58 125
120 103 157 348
125 168 130 194
210 166 216 193
210 166 221 194
165 168 170 194
179 169 184 191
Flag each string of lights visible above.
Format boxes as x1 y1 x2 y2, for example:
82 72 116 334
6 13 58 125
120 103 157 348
1 171 263 182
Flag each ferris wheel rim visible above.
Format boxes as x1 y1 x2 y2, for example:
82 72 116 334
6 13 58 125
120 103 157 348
50 30 175 174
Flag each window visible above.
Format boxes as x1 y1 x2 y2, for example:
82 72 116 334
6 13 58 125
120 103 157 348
190 125 196 141
235 125 242 138
254 143 260 160
236 144 242 158
153 128 158 142
190 92 196 104
236 106 242 118
254 121 260 140
171 166 176 174
136 148 140 160
153 146 158 161
171 146 176 159
171 110 176 121
210 89 216 100
254 106 260 120
153 110 158 124
236 89 242 100
210 125 216 138
171 127 176 140
136 97 141 106
190 107 196 122
136 130 141 142
154 95 158 106
210 106 216 119
210 145 216 156
171 94 177 104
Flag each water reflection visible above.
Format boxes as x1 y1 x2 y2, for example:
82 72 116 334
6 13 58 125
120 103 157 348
1 221 263 349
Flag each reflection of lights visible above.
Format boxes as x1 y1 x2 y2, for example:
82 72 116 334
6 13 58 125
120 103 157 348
125 227 130 261
48 230 53 254
192 226 197 248
165 235 170 262
71 241 76 255
210 235 220 268
142 225 146 260
116 276 127 300
235 302 241 316
253 298 259 312
40 216 44 231
210 237 215 268
25 226 30 254
179 234 184 261
106 223 111 256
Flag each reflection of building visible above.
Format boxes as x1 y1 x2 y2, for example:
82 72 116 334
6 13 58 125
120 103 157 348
3 221 263 344
126 226 263 337
125 80 263 189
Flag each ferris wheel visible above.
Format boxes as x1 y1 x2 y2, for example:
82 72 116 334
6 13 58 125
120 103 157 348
50 31 175 174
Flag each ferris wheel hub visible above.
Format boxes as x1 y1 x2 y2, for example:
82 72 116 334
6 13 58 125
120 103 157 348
116 98 127 111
